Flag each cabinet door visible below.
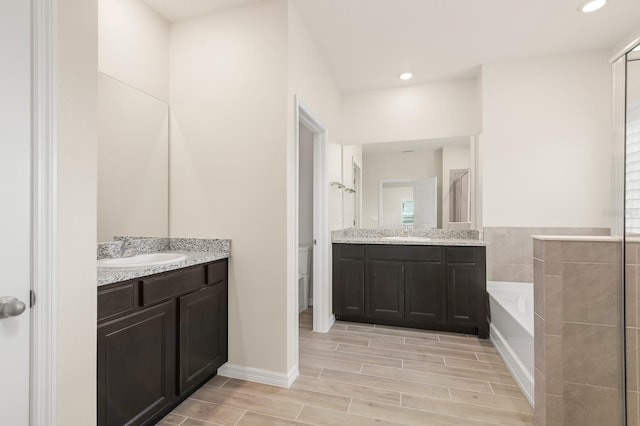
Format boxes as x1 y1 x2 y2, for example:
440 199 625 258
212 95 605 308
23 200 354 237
97 301 175 426
178 283 228 394
335 258 366 317
368 260 404 320
446 263 477 325
404 261 445 324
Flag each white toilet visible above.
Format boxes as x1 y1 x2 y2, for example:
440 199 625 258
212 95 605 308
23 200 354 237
298 246 313 313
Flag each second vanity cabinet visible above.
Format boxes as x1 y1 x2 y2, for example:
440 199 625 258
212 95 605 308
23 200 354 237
333 244 487 338
97 259 228 426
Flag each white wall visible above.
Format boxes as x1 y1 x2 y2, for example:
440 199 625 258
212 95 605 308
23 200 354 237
342 78 480 144
287 1 342 141
481 50 612 227
362 149 443 228
98 0 169 101
169 0 291 376
298 123 314 247
57 0 98 423
442 145 471 227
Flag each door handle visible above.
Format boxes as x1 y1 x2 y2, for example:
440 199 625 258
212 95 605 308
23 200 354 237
0 296 27 319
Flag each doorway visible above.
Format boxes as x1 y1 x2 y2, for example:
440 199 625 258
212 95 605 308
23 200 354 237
294 96 332 338
378 178 438 229
298 123 314 313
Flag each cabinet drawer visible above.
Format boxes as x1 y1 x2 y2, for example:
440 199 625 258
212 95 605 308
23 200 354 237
368 245 442 262
98 282 138 322
142 267 205 306
335 244 365 259
206 260 227 286
446 247 477 263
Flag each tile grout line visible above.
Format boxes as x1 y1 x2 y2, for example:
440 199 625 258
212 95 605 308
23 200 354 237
232 410 248 426
294 403 305 421
402 392 536 420
351 396 514 426
489 382 496 395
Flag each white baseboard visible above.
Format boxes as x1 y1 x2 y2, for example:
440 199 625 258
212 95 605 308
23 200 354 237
327 314 336 330
217 363 299 388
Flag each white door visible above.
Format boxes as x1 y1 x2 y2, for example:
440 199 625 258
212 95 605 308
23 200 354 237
413 177 438 229
0 0 32 424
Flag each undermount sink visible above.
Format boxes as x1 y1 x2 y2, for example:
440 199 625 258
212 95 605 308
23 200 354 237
98 252 187 268
382 236 432 242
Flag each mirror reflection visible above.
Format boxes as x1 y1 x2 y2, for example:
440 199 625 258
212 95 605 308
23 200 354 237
449 169 470 223
351 137 473 229
97 73 169 242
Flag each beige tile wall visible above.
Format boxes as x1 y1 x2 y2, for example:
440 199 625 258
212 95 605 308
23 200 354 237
533 237 623 426
484 227 610 283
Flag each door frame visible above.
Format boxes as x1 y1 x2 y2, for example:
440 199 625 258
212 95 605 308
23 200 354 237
31 0 58 423
293 96 333 334
353 161 361 228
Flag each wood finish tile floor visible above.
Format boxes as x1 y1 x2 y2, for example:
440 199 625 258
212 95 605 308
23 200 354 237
158 309 533 426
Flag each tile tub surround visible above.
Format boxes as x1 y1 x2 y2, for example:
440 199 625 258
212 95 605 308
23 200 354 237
532 236 623 426
626 239 640 426
97 237 231 286
483 227 610 283
332 228 485 246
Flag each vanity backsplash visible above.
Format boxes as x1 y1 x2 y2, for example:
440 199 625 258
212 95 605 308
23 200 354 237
97 236 231 260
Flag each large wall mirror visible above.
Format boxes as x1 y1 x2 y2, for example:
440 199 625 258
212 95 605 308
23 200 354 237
97 73 169 242
348 136 474 229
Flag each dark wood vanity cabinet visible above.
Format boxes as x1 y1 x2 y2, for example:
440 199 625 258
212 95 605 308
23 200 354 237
97 301 176 426
333 245 366 317
368 260 404 320
333 244 487 338
178 283 227 393
97 259 228 426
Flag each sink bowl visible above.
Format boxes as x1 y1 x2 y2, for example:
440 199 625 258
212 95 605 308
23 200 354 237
382 236 432 242
98 252 187 268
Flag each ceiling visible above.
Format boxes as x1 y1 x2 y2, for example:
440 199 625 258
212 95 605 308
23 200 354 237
292 0 640 92
141 0 640 93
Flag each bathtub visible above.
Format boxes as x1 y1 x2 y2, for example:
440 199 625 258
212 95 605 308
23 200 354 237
487 281 534 406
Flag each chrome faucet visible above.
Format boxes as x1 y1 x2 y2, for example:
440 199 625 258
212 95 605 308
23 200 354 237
121 247 136 258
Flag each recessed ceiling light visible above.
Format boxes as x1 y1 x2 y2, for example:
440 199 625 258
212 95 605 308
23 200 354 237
579 0 607 13
399 72 413 81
